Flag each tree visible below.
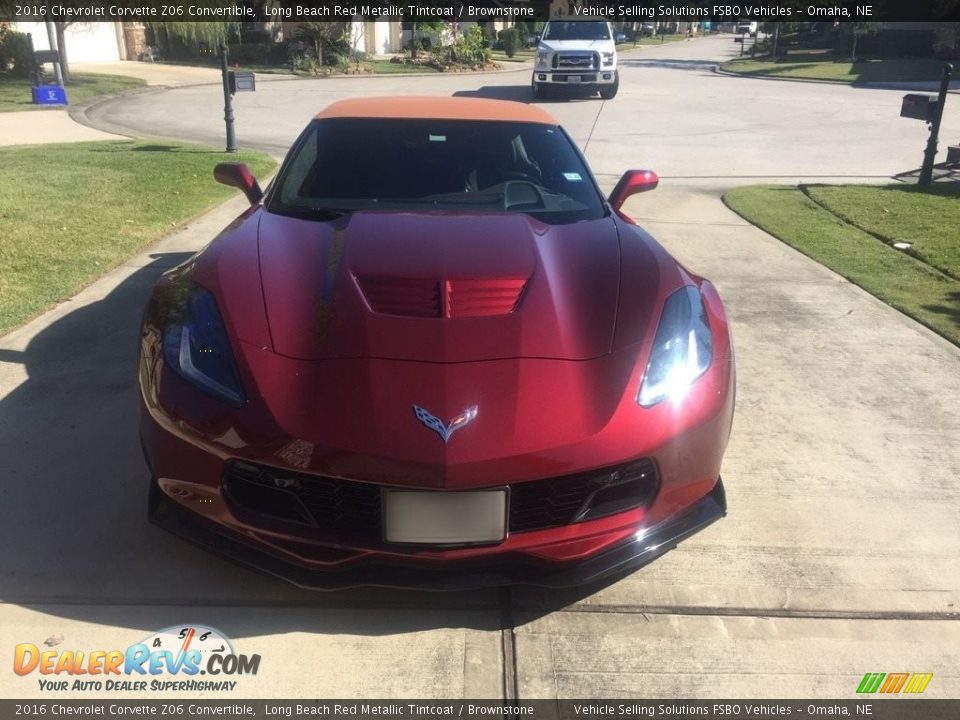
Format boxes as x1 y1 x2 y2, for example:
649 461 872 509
145 21 239 48
933 22 960 57
408 20 447 59
844 22 882 62
295 21 346 68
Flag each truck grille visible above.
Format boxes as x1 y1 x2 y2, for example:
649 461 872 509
552 52 599 70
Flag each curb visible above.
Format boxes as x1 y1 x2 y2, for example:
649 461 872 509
713 64 960 93
68 85 169 140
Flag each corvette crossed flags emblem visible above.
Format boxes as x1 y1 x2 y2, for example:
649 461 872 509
413 405 479 443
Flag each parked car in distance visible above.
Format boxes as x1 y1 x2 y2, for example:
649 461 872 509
533 19 619 100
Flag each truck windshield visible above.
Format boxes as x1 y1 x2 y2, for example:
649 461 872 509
267 118 606 225
543 22 611 41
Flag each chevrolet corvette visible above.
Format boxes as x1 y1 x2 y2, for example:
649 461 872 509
138 97 735 589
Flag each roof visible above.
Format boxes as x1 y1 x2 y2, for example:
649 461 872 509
314 97 558 125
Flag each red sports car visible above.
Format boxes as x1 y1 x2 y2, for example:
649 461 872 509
139 97 735 589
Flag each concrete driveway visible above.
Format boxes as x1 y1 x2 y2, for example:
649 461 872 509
2 36 959 699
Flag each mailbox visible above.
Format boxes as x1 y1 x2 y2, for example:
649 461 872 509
228 70 256 95
34 49 61 64
32 85 67 105
901 94 938 122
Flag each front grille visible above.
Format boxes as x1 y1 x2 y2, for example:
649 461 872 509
223 459 658 541
358 276 527 319
509 459 658 531
224 461 381 536
553 52 598 70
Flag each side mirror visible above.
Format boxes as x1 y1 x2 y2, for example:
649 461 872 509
608 169 659 211
214 162 263 205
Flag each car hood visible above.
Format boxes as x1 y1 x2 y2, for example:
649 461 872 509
256 211 620 362
539 40 615 53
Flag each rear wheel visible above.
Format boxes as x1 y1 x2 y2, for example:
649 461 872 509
599 72 619 100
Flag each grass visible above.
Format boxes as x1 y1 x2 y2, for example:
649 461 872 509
488 48 536 64
365 59 442 74
721 50 947 84
723 184 960 346
618 34 687 49
0 73 146 112
0 141 276 336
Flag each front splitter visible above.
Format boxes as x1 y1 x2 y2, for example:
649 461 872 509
149 477 726 591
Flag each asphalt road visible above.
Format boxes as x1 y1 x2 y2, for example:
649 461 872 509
2 36 959 699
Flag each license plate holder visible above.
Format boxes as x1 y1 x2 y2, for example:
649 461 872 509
383 489 507 545
567 75 581 83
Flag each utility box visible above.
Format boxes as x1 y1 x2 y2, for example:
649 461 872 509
32 85 67 105
228 70 256 95
901 94 938 122
34 49 61 64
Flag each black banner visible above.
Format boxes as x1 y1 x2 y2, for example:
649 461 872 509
2 1 960 23
2 700 960 720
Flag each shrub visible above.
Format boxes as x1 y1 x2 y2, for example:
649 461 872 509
0 26 34 79
437 26 489 68
231 42 271 66
499 28 519 58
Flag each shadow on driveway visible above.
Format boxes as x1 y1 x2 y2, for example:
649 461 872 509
0 253 616 636
618 58 720 72
452 86 603 104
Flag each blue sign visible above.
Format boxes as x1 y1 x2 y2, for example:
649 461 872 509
32 85 68 105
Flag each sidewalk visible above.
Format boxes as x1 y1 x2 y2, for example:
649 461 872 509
0 109 124 146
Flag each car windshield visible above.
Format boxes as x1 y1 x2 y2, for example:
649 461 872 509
268 118 605 224
542 21 611 41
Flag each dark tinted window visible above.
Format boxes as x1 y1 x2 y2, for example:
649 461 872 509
268 118 605 224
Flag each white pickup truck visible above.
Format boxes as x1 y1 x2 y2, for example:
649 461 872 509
532 20 619 100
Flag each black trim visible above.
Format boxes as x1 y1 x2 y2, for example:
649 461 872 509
148 477 726 591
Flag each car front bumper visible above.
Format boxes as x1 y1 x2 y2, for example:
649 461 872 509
533 70 617 86
148 474 725 591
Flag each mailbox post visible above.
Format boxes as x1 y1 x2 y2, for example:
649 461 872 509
919 63 953 186
220 44 237 153
219 45 256 154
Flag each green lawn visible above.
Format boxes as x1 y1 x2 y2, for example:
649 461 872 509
723 184 960 346
365 59 442 74
488 48 536 64
721 50 947 84
0 141 276 336
0 73 146 112
618 34 687 49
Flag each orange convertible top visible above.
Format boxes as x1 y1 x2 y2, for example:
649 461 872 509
314 96 557 125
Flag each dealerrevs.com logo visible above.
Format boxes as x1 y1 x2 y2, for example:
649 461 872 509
14 625 261 692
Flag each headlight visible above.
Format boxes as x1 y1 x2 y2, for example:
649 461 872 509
602 52 615 65
163 285 246 407
638 286 713 407
536 50 549 67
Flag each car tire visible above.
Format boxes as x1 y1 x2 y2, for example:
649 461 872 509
532 78 548 100
599 72 619 100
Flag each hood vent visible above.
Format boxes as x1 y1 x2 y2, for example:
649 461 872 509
358 276 527 319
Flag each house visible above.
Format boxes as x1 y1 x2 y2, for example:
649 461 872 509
13 21 148 62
